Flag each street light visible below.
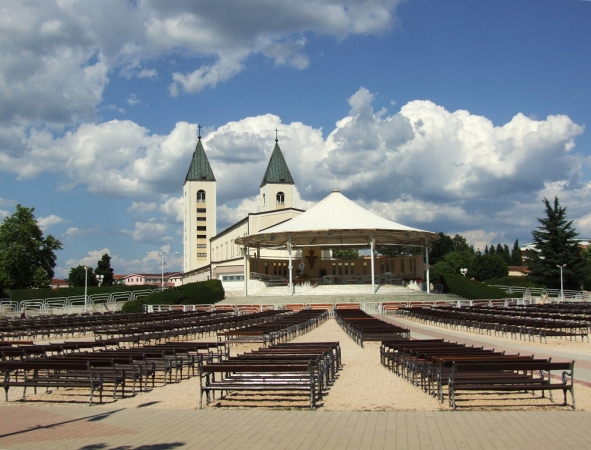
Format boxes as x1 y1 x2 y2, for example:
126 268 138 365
460 268 468 277
147 251 179 290
556 264 566 302
83 265 89 314
96 274 104 287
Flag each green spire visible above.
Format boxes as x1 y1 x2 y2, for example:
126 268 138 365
185 138 216 182
260 141 294 188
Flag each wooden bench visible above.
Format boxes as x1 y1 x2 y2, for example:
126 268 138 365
0 360 105 405
448 360 575 410
198 362 318 409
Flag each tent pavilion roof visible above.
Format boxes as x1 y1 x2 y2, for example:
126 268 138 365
235 190 439 248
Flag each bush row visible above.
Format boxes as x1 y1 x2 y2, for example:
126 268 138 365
440 273 522 300
121 280 225 313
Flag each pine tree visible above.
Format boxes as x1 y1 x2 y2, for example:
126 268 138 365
489 245 496 256
95 253 115 285
503 244 511 264
528 197 586 290
510 239 522 266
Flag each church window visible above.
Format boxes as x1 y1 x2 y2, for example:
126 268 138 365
263 194 266 206
197 208 206 213
197 226 206 231
197 190 206 202
197 217 206 221
276 192 285 204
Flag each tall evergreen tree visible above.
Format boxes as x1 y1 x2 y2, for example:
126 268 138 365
502 244 511 264
528 197 586 289
489 245 496 256
95 253 115 285
510 239 522 266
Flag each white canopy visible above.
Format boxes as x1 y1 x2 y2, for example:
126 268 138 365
236 190 439 248
236 190 438 296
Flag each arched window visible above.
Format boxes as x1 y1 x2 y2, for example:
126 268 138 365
276 192 285 204
197 190 206 203
262 193 266 206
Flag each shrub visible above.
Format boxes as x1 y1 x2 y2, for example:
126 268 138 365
121 299 145 313
121 279 225 311
440 273 521 300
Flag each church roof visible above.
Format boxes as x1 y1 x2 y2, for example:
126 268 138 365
185 138 216 182
260 141 294 188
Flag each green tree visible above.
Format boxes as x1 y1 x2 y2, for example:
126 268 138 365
469 254 508 281
32 267 51 289
332 248 360 259
377 245 422 257
452 235 473 253
0 205 63 289
429 250 474 283
527 197 586 289
489 245 496 256
95 253 114 285
510 239 523 266
68 265 98 287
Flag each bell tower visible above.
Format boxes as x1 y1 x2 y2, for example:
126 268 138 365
260 131 295 212
183 126 216 272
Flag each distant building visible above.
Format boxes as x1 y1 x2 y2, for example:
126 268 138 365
123 272 182 288
520 239 591 260
50 279 69 289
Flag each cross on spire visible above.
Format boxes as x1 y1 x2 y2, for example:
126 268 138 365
275 128 279 142
197 124 202 139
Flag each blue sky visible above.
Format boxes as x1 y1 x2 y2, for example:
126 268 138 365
1 0 591 278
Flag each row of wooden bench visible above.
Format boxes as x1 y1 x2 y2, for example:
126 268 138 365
198 342 341 409
218 310 329 346
380 338 575 410
0 340 228 405
397 306 589 343
333 309 410 347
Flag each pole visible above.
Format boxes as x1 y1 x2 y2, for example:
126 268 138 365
370 236 375 294
288 236 293 296
557 264 566 302
243 246 248 297
425 242 430 294
84 266 88 314
161 251 165 291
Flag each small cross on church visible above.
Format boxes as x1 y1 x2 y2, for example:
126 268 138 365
275 128 279 142
198 124 202 139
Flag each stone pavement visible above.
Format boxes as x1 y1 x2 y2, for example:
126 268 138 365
0 405 590 449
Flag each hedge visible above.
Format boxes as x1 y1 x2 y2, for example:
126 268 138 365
440 273 522 300
121 279 225 313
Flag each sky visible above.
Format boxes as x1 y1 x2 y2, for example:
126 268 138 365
1 0 591 279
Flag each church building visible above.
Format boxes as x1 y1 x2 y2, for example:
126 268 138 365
183 133 306 292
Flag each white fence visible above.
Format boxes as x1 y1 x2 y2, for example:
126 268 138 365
1 288 160 315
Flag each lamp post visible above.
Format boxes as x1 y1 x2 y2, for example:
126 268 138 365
556 264 566 302
460 268 468 277
96 274 104 287
147 251 179 290
83 265 89 313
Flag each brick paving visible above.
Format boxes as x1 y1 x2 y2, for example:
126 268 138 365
0 405 589 449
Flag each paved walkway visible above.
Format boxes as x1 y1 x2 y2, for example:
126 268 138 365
0 405 590 449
